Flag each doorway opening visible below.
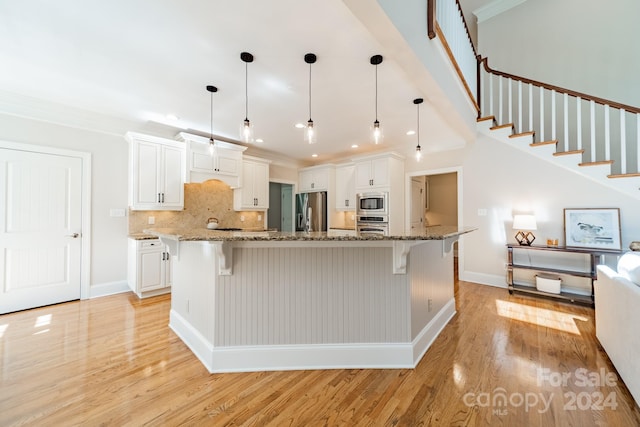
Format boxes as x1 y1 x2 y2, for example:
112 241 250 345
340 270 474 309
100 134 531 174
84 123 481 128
268 182 294 232
407 167 462 285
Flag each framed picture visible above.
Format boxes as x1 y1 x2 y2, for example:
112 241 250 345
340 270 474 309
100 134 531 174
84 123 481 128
564 208 621 250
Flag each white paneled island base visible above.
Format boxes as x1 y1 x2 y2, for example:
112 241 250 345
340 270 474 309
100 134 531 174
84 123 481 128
149 228 474 373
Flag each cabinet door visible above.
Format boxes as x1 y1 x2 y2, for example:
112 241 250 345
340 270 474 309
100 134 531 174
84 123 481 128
239 161 257 208
252 161 269 209
370 157 390 187
335 165 355 210
132 140 161 207
299 169 315 192
160 144 185 209
354 161 373 188
215 148 241 176
139 249 163 292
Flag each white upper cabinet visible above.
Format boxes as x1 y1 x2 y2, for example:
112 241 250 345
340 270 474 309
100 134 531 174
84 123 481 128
234 156 271 211
176 132 247 188
299 165 332 192
126 132 186 211
335 164 355 210
354 157 391 190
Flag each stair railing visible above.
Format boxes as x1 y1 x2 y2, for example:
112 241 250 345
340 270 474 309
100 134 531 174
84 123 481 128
479 57 640 176
428 0 479 113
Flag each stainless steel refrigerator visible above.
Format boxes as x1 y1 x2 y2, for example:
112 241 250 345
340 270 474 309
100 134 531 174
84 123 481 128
295 191 327 232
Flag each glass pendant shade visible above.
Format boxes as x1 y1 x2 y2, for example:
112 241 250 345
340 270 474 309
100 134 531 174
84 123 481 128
371 120 383 145
305 119 317 144
240 118 253 143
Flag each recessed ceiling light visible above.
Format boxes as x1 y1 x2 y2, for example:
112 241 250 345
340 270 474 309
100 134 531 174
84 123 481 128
351 144 359 148
311 154 318 158
255 138 264 143
166 114 179 121
295 123 305 129
406 130 416 135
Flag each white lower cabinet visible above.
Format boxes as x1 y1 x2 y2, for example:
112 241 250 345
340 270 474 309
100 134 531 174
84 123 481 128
128 238 171 298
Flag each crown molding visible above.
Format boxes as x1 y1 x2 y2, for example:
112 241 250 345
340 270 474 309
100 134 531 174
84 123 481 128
472 0 527 23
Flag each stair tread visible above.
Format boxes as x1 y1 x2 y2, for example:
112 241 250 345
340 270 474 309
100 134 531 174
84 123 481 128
509 131 535 139
490 123 514 131
553 149 584 156
532 139 558 147
579 160 614 166
477 116 495 123
608 173 640 179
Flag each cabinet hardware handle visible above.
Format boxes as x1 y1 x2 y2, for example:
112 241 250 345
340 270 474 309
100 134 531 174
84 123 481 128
161 193 165 203
158 193 161 203
66 233 80 238
162 252 165 261
345 199 349 206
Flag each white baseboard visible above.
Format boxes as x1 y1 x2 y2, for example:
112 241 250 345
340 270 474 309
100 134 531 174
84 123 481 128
89 280 130 298
411 298 456 365
170 301 455 374
460 270 507 288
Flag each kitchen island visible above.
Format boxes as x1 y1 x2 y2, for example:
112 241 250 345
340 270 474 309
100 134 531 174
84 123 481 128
146 226 476 373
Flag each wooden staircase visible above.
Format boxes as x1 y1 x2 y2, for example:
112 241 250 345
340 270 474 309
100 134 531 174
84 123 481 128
477 115 640 200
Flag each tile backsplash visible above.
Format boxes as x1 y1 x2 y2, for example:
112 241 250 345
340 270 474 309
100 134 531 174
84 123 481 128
128 179 264 233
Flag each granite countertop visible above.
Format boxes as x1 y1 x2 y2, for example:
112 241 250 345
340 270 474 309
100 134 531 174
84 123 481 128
141 226 477 242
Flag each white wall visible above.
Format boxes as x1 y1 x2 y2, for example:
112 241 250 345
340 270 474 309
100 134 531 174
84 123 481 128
410 131 640 287
0 113 129 294
477 0 640 107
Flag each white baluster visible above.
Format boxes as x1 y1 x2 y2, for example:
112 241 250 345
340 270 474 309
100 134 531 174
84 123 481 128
577 97 582 151
637 113 640 173
539 86 545 141
563 93 569 152
620 109 627 174
489 73 494 117
518 81 523 133
590 100 596 163
528 84 533 131
551 89 556 141
499 76 503 123
508 78 513 127
604 105 610 161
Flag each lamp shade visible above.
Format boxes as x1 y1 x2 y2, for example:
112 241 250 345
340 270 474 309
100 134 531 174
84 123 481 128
513 214 537 230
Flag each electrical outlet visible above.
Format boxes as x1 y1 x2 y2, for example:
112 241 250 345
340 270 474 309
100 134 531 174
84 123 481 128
240 215 245 222
477 209 487 216
148 216 155 225
428 298 433 312
258 214 262 221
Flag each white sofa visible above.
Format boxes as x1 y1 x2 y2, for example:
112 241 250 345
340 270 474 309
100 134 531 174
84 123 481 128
595 252 640 406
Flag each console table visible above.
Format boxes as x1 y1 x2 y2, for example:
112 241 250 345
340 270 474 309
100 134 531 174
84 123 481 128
506 244 622 306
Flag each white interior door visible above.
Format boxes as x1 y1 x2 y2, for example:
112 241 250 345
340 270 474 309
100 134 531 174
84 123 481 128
410 177 425 231
0 148 83 314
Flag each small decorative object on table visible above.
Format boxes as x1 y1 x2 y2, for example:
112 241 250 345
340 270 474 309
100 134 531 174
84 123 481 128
513 214 537 245
546 238 559 247
630 241 640 251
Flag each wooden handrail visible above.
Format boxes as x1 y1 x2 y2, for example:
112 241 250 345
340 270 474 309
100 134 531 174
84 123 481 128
480 57 640 114
454 0 477 57
427 0 436 39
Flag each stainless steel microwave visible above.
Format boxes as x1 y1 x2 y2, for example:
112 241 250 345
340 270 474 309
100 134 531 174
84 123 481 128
356 192 388 215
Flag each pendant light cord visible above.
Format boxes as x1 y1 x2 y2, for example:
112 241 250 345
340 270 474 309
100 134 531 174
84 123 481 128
308 62 312 121
375 64 378 121
245 61 249 121
417 102 421 148
210 91 214 139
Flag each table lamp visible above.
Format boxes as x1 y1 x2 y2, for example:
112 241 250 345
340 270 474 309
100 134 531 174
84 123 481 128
513 214 537 245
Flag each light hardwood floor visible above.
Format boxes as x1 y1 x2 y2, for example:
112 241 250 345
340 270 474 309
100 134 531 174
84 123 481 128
1 277 639 426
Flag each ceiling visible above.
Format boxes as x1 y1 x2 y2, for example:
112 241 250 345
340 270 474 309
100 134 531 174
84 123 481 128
0 0 499 164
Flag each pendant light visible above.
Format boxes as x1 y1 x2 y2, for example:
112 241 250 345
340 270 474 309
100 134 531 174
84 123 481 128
304 53 317 144
240 52 254 143
414 98 423 161
370 55 383 144
206 85 218 154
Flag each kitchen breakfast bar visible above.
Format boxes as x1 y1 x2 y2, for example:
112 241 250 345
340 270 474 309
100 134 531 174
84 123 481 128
146 227 476 373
